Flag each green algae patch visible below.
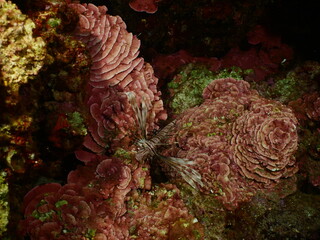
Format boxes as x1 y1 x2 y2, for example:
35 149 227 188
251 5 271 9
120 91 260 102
167 64 254 114
0 171 9 237
168 64 216 114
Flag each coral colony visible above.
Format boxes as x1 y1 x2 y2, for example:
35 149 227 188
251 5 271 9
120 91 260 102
1 0 320 239
164 78 298 209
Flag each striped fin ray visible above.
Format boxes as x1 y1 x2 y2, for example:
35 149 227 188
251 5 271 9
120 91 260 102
158 154 205 190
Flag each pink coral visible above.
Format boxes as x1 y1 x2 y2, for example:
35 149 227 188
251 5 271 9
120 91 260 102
21 157 201 239
68 3 167 155
21 182 130 239
21 155 149 239
231 99 298 186
127 184 204 239
165 78 298 209
129 0 160 14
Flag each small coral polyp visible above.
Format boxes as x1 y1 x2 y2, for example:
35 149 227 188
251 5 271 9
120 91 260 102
165 78 299 209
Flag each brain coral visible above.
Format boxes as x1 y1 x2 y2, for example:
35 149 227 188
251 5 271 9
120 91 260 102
165 78 298 209
68 3 167 154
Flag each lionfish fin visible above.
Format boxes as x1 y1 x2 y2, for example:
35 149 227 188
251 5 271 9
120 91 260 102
125 92 150 138
158 154 205 189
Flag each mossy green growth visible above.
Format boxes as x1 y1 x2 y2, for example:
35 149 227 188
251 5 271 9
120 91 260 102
265 61 320 103
167 65 253 114
113 148 133 164
84 228 96 240
168 64 216 114
67 111 87 136
215 66 253 80
0 171 9 237
270 73 304 103
47 18 61 28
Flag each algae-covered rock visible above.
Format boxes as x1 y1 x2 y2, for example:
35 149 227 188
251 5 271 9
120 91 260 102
0 0 46 106
0 171 9 237
167 64 253 114
266 61 320 103
167 64 216 114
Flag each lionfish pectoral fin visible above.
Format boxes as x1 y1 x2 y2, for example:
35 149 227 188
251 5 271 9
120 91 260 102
158 154 205 190
125 91 149 138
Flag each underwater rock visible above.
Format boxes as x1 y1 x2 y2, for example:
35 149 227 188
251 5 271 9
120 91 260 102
0 0 46 173
165 78 298 209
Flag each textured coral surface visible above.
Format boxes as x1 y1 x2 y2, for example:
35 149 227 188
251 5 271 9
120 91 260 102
69 3 167 154
2 0 320 239
165 78 298 209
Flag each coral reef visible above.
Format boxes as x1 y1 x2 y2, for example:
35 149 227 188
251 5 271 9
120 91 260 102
19 2 201 240
0 0 46 174
1 0 320 239
262 61 320 103
153 50 221 80
167 64 254 114
127 184 204 239
68 3 167 154
167 64 217 114
164 78 298 209
0 0 91 238
20 156 203 239
20 157 134 239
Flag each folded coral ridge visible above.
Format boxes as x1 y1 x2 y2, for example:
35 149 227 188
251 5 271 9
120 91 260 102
69 3 167 154
165 78 298 209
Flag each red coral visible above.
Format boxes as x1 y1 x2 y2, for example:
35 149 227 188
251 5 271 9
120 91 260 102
21 157 201 239
129 0 160 14
222 25 293 81
152 50 221 80
21 182 130 240
203 77 255 99
21 157 138 239
69 3 167 155
289 92 320 122
127 184 204 239
165 78 298 209
231 99 298 186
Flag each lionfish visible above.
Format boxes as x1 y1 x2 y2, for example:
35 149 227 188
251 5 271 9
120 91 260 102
126 92 204 189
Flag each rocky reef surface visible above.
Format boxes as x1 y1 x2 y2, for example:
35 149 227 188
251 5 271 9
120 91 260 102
1 0 320 239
